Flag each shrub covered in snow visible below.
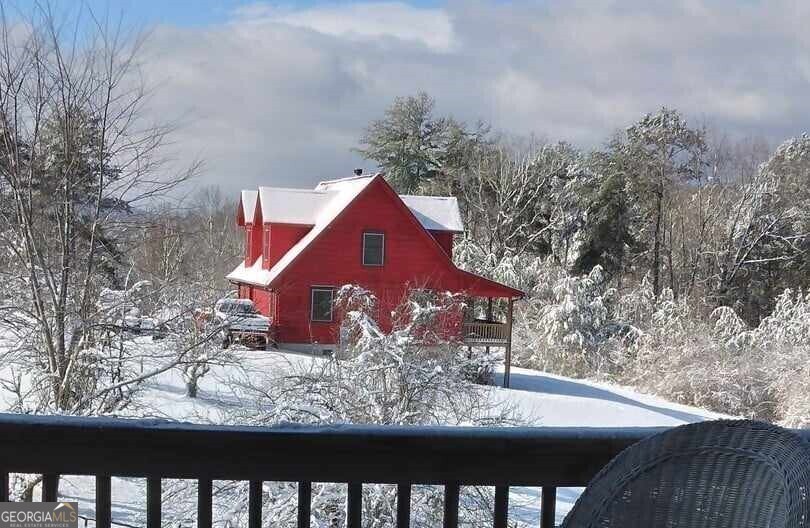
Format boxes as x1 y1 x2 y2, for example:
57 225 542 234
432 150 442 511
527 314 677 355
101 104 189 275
515 265 626 377
511 257 810 427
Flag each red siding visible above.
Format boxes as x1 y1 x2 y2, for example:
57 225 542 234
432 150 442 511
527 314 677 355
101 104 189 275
264 223 311 269
270 178 464 344
249 288 279 323
429 230 454 257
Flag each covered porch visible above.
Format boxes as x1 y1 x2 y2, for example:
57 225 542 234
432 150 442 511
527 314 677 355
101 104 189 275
458 271 524 389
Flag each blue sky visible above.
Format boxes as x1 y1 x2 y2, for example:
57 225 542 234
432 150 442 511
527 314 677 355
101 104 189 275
90 0 253 26
10 0 252 26
6 0 809 192
10 0 439 28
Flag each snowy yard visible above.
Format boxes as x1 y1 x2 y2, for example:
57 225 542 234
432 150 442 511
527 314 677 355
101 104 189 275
0 341 725 526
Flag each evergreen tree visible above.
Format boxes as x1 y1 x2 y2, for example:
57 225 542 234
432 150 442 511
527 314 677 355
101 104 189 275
357 92 488 194
610 108 707 298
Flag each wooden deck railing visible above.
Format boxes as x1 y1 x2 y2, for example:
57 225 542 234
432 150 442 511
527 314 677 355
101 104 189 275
463 321 509 345
2 414 806 527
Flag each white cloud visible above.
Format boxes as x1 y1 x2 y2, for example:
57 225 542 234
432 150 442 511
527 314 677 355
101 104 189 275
234 2 456 52
139 0 810 192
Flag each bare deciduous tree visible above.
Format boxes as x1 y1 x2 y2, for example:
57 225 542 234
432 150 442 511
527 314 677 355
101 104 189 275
0 5 199 412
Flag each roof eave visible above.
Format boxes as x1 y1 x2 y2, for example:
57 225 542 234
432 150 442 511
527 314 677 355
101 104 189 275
457 269 525 299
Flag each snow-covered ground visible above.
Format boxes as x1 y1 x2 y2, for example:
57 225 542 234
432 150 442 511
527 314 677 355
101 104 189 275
1 343 726 526
492 365 725 427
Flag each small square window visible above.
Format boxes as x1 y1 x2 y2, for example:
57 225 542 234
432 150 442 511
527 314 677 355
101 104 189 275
311 288 335 322
363 232 384 266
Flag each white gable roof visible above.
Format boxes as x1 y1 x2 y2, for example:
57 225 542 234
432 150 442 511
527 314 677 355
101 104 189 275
400 195 463 232
226 256 273 286
240 190 258 223
258 187 334 225
314 174 374 192
253 175 464 231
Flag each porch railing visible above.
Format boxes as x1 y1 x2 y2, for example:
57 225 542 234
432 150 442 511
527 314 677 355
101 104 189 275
1 414 806 528
463 321 509 345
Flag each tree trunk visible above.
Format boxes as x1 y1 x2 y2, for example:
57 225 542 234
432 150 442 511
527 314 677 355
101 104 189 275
652 187 663 298
186 378 198 398
668 215 676 298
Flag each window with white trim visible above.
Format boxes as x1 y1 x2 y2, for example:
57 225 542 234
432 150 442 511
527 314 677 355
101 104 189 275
310 287 335 322
362 232 384 266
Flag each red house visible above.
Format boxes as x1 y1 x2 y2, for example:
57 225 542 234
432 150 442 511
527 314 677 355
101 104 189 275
227 172 522 376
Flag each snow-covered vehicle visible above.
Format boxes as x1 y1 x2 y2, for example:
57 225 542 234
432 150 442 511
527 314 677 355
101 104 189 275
97 281 168 341
214 298 274 350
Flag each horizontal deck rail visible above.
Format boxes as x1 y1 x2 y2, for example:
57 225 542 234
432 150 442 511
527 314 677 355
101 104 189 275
463 321 509 345
0 414 807 528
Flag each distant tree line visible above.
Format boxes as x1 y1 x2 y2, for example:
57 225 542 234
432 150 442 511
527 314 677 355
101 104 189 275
358 92 810 325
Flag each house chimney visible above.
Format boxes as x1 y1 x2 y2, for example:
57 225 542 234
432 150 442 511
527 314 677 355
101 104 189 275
353 168 363 176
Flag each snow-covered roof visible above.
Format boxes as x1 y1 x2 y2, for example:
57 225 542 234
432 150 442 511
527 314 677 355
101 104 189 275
252 175 463 232
228 176 377 287
240 190 258 224
314 174 374 192
226 256 273 286
258 187 334 225
401 195 463 232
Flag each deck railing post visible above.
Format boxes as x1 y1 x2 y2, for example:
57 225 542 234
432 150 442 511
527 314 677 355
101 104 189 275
397 484 411 527
96 475 112 528
298 481 312 528
198 478 213 528
347 482 362 528
249 480 263 528
443 483 459 528
0 472 7 502
541 486 557 528
42 473 58 502
494 486 509 528
147 477 161 528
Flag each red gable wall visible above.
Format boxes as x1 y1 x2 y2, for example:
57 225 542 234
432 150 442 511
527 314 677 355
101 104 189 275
429 230 454 256
263 223 311 270
268 177 464 344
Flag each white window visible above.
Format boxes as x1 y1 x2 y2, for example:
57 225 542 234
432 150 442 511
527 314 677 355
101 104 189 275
311 287 335 322
362 232 384 266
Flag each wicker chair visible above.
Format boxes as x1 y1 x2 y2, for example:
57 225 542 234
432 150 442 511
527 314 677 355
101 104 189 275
562 420 810 528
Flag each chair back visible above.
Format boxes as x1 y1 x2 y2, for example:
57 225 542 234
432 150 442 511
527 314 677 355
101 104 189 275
562 420 810 528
